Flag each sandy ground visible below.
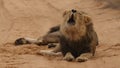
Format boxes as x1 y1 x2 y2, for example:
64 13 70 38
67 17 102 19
0 0 120 68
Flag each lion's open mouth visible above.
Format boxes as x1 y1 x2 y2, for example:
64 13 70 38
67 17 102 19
67 14 75 25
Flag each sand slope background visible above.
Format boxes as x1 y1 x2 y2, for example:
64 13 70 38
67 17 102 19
0 0 120 68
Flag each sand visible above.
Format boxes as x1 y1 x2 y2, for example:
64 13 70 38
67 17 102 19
0 0 120 68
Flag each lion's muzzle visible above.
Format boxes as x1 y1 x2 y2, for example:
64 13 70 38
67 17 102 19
67 9 77 25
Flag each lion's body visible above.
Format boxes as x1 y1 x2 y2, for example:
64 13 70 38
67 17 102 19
15 9 98 62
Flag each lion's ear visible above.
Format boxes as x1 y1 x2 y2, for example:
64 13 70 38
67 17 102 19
84 15 92 26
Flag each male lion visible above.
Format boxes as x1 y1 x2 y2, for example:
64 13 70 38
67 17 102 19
15 9 98 62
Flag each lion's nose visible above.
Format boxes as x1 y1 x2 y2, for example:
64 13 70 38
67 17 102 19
72 9 77 13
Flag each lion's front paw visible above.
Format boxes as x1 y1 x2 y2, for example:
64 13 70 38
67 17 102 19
76 57 88 62
63 52 75 61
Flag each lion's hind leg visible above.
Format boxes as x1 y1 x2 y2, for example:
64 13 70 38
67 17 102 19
14 25 61 46
15 37 41 45
14 31 61 46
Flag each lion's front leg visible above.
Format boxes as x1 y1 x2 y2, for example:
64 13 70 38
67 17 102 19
38 44 62 56
76 53 92 62
63 52 75 61
38 50 62 56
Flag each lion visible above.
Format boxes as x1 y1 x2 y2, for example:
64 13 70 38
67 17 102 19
15 9 99 62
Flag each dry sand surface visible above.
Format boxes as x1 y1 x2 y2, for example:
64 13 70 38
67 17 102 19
0 0 120 68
